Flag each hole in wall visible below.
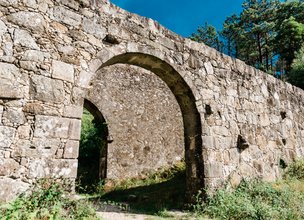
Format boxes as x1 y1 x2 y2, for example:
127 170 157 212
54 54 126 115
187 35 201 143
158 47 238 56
280 111 286 120
205 104 213 116
279 158 287 169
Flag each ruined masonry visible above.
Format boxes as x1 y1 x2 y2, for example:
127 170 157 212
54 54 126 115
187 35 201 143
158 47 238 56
0 0 304 202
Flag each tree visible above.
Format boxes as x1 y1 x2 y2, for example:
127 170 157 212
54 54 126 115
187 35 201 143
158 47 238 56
190 22 224 52
288 44 304 89
275 16 304 71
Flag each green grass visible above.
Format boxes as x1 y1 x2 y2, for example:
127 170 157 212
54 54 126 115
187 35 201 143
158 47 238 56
193 158 304 220
0 180 99 220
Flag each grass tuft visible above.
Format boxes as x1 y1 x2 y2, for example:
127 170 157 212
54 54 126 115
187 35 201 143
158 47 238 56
0 179 99 220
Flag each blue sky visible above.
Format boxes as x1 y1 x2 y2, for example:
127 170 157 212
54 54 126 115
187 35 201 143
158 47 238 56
110 0 244 37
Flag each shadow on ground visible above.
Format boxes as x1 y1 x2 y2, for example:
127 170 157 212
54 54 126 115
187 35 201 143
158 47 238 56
92 172 186 215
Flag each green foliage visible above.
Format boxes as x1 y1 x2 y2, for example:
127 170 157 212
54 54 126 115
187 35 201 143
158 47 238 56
193 180 304 220
191 0 304 86
0 180 98 220
288 45 304 89
190 22 224 52
77 109 107 194
284 158 304 180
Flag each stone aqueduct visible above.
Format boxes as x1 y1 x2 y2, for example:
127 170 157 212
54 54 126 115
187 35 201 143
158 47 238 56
0 0 304 202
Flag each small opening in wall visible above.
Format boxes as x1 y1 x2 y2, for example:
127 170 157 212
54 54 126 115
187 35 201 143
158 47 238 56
205 104 213 116
279 158 287 169
237 135 249 152
103 34 120 45
282 139 287 145
280 111 287 120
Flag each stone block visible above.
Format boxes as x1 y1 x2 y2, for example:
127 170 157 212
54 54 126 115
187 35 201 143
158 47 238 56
17 125 31 139
0 126 15 149
30 75 65 102
77 70 94 88
82 17 106 39
53 6 82 27
0 62 23 99
0 20 7 36
8 11 46 32
204 163 223 178
13 29 39 50
34 115 81 140
52 60 74 83
0 158 19 176
63 140 79 159
63 105 83 119
2 108 26 126
22 50 48 62
28 159 78 178
0 178 29 202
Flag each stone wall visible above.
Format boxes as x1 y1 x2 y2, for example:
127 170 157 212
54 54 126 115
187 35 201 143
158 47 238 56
0 0 303 202
86 64 184 179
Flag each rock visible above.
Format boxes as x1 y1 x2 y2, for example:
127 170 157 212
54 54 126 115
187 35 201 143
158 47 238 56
0 126 15 149
13 29 39 50
0 178 29 202
0 62 24 99
34 115 81 140
52 60 75 83
53 6 82 27
8 11 46 32
63 140 79 159
30 75 65 102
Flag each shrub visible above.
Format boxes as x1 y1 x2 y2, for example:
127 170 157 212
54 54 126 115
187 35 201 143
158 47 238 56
0 180 98 220
284 158 304 180
194 180 304 220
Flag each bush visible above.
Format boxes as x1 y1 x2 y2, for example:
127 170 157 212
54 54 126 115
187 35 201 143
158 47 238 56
0 180 98 220
284 158 304 180
194 180 304 220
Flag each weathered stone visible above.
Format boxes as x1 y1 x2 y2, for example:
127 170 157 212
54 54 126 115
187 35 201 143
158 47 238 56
34 115 81 140
30 75 65 102
22 50 48 62
53 6 82 27
0 62 24 99
0 126 15 149
63 140 79 159
0 158 19 176
63 105 83 118
28 159 78 178
52 60 74 83
2 108 26 126
13 29 39 49
0 178 29 202
0 20 7 36
8 11 46 32
204 163 223 178
17 125 31 139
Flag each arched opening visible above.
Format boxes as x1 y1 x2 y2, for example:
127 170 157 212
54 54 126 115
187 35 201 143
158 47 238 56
76 99 108 193
97 52 204 201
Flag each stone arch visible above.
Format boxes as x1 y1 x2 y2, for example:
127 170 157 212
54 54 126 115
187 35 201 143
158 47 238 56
96 52 204 200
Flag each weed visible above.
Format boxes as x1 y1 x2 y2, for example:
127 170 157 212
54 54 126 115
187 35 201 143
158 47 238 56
193 180 304 219
0 179 99 220
283 158 304 180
